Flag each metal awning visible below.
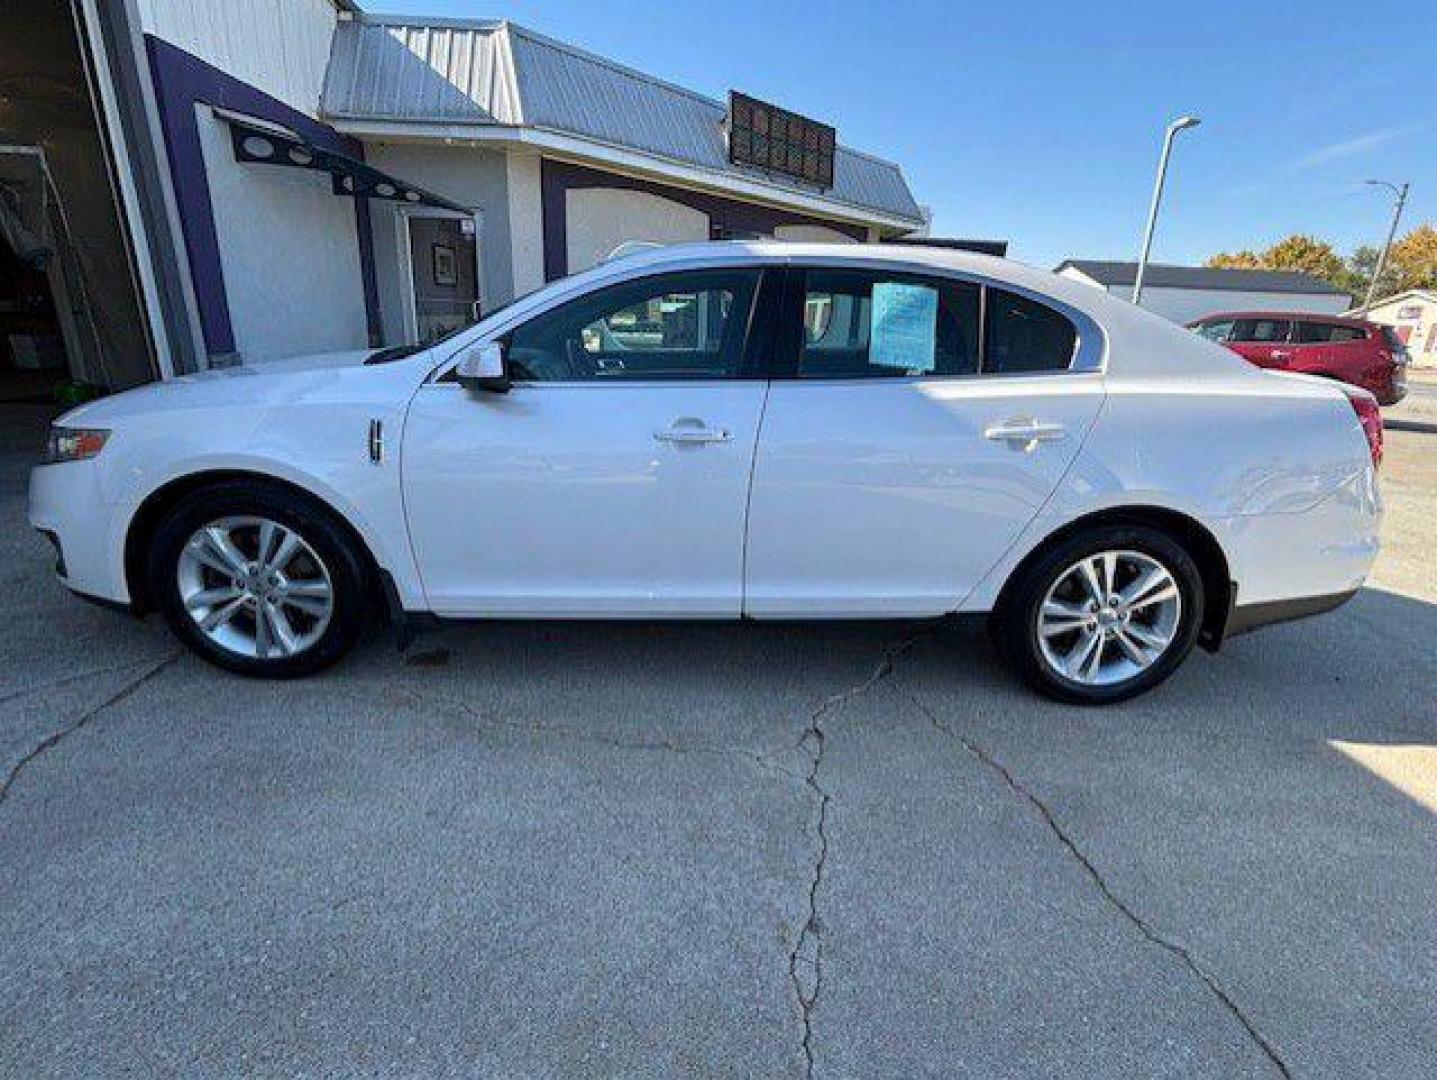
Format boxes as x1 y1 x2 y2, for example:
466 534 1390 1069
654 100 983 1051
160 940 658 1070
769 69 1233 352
221 111 469 213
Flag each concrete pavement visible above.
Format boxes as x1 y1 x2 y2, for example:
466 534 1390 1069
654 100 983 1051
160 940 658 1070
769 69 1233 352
2 410 1434 1078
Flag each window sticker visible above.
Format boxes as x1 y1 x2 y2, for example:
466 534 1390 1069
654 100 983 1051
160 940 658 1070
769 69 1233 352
870 282 938 373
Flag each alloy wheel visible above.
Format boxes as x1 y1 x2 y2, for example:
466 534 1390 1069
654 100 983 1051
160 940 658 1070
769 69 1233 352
1035 549 1182 687
175 516 334 660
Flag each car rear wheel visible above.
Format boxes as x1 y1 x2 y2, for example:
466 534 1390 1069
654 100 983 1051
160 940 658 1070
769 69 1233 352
995 525 1204 705
148 483 368 677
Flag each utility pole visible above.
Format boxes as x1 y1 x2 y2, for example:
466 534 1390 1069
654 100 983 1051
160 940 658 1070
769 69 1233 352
1133 116 1201 306
1363 180 1409 310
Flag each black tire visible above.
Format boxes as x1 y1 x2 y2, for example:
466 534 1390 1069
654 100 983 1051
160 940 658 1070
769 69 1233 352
147 481 369 677
993 524 1204 706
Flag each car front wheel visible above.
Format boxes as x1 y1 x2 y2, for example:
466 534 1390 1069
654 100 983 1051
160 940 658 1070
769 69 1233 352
995 525 1204 705
148 483 368 677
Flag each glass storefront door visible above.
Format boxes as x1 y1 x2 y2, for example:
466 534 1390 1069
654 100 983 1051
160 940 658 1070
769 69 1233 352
405 213 480 344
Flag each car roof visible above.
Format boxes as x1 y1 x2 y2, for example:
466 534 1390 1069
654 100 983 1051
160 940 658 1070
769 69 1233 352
1191 310 1372 328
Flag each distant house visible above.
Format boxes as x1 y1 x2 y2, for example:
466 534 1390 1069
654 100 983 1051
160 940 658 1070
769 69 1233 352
1055 260 1351 324
1354 290 1437 368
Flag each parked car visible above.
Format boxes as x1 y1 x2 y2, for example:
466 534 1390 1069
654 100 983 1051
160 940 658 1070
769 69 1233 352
1188 311 1408 405
29 244 1382 704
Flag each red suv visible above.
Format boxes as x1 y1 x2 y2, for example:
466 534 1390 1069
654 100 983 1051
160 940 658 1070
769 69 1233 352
1188 311 1408 405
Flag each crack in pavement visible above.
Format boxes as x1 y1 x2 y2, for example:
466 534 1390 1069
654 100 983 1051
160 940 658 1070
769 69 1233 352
0 657 171 709
788 632 929 1080
0 653 183 807
908 691 1293 1080
395 687 809 784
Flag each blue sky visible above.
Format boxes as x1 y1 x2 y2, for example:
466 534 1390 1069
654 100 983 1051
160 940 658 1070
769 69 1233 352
378 0 1435 270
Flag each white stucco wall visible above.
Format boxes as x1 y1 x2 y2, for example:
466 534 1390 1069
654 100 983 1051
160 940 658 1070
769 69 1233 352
506 152 545 299
774 223 859 244
565 188 710 274
1364 293 1437 365
137 0 340 117
195 106 368 361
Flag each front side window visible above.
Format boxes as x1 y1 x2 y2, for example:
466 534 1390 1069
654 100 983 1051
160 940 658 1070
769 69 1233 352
506 269 759 381
1231 318 1291 343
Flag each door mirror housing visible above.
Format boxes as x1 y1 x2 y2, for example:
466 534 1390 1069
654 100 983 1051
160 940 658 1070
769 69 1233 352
455 341 510 393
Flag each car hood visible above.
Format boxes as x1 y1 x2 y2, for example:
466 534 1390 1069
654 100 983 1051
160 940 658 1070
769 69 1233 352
55 348 390 426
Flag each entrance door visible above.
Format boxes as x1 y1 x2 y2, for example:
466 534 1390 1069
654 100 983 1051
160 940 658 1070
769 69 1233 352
402 265 773 616
744 265 1106 617
404 211 480 344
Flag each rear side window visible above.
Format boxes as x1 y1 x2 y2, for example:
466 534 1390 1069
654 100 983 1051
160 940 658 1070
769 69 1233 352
1293 321 1365 344
984 288 1078 373
1230 319 1291 343
1195 319 1235 342
794 269 1076 379
798 269 980 378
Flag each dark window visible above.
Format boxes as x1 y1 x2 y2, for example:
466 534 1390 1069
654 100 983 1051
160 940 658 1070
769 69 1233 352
797 269 980 378
1230 318 1292 343
1293 321 1366 344
1195 319 1235 342
1292 322 1334 343
505 269 759 382
1380 325 1406 350
983 288 1078 373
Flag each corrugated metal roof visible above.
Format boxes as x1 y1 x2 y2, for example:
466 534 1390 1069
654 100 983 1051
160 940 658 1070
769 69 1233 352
1058 260 1348 296
321 17 922 225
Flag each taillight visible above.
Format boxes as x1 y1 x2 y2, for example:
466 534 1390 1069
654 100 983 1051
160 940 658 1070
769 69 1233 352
1342 387 1383 468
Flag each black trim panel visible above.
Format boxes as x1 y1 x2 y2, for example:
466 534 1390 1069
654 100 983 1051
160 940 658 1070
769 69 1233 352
1223 589 1358 640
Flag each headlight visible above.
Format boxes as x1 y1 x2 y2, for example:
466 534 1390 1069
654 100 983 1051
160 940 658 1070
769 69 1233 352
43 426 110 464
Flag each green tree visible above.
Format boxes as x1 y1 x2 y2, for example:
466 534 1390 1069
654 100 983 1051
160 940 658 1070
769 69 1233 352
1259 235 1346 282
1205 250 1262 269
1388 224 1437 293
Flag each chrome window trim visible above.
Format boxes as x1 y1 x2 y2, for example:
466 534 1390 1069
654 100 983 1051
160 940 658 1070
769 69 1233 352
426 252 1109 384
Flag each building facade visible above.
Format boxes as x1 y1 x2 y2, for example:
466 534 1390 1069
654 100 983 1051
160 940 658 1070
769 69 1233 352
1354 290 1437 369
4 0 922 411
1055 260 1352 325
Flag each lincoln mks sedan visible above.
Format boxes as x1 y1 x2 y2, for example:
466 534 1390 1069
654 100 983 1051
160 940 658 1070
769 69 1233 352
29 243 1382 704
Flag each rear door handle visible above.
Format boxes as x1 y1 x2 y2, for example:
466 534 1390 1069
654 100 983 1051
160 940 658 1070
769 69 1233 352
654 418 732 445
984 419 1067 450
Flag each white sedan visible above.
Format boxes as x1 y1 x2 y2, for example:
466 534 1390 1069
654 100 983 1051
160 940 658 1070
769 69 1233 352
29 244 1381 704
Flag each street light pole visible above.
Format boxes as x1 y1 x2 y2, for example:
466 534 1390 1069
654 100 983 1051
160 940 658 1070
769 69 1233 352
1132 115 1201 306
1362 179 1409 310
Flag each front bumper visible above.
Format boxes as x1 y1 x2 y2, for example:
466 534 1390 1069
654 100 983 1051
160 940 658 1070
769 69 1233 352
27 459 132 605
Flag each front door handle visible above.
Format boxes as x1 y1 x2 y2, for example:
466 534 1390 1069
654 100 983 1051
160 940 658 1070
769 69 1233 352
984 418 1067 451
654 418 732 445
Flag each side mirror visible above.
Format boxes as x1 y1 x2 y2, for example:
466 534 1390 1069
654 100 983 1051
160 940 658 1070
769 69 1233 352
455 341 510 393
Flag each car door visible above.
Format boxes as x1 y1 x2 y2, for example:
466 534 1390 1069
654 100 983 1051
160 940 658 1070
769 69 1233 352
1228 317 1294 369
744 265 1105 618
402 266 774 617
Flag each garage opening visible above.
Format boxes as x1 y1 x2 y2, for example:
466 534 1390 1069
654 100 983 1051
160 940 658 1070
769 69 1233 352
1 0 156 455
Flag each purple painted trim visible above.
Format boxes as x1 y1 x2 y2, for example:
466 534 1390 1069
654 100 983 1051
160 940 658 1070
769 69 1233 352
540 159 868 282
145 36 382 355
